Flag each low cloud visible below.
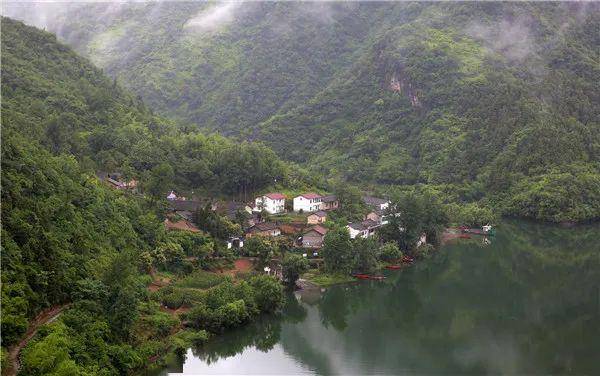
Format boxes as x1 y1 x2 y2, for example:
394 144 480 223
466 17 537 63
185 2 242 32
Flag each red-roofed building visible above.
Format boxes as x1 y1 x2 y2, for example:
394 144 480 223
293 193 323 212
265 193 286 200
254 193 286 214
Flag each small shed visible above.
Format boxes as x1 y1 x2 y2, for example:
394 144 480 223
307 210 327 224
302 225 328 248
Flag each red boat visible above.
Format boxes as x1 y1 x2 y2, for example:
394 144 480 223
385 265 402 270
459 234 471 239
353 274 371 280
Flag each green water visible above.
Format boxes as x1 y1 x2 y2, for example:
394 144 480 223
162 220 600 375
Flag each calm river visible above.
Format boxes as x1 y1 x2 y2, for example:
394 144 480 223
161 220 599 375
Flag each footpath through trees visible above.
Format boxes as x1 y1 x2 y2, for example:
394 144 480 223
5 304 71 376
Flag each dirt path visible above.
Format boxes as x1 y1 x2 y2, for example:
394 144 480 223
441 228 464 245
147 268 172 292
217 258 254 276
5 304 71 376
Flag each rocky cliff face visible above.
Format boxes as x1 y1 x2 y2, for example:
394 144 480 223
389 71 421 108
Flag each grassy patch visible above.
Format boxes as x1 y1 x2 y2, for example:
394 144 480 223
174 270 231 289
156 286 208 309
270 212 308 223
303 270 355 287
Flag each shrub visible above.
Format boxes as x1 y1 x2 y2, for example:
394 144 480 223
415 244 436 260
248 275 284 313
174 271 231 289
216 300 250 329
378 242 403 262
171 330 209 357
143 312 179 338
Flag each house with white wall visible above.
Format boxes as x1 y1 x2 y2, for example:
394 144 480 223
346 219 380 239
254 193 286 214
293 193 322 212
363 196 390 212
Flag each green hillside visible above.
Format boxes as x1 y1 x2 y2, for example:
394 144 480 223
1 17 289 374
1 15 302 199
5 1 598 222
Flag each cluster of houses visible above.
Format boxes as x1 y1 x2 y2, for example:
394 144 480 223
248 192 341 249
160 189 401 253
346 196 390 239
246 192 397 249
100 170 425 253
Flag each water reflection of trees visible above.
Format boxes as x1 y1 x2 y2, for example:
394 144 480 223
182 221 599 374
297 220 600 374
189 293 307 363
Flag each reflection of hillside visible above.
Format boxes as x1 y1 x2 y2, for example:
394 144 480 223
180 220 599 374
281 220 599 374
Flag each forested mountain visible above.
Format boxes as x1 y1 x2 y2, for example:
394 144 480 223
1 15 306 199
0 17 292 374
4 1 598 223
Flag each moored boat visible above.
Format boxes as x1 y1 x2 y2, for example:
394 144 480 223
462 225 495 236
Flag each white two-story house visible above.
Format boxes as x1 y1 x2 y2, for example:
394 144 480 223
254 193 286 214
293 193 323 212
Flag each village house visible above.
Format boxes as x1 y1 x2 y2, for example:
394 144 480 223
164 218 201 233
246 222 282 237
293 193 322 212
307 210 327 224
346 219 380 239
302 225 328 248
254 193 286 214
167 198 214 221
215 201 253 221
280 222 305 236
363 196 390 212
98 172 137 191
365 209 390 225
319 195 339 211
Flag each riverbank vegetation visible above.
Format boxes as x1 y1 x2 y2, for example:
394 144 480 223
311 190 448 280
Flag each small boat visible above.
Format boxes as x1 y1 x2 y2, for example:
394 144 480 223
459 234 471 239
402 256 415 263
385 265 402 270
369 275 386 280
463 225 495 236
353 274 371 280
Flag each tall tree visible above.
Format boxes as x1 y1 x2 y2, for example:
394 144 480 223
322 227 354 274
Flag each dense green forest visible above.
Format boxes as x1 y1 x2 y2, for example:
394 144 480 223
1 16 311 200
5 1 598 222
1 18 288 375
